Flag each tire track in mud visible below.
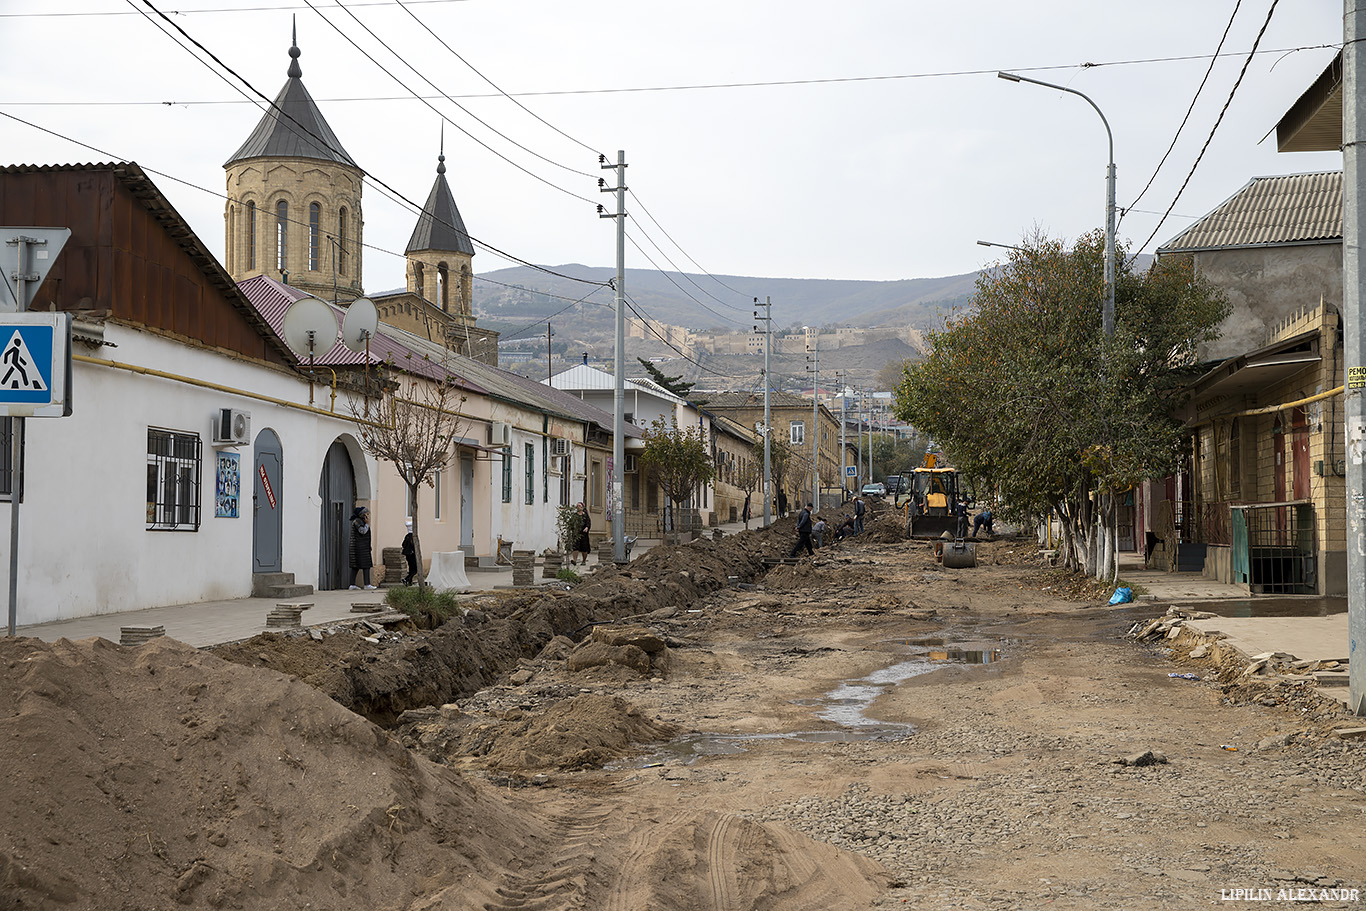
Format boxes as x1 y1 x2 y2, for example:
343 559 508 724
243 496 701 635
480 805 616 910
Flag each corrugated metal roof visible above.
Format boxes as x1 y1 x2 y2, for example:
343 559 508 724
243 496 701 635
405 155 474 255
224 41 358 169
236 274 487 393
547 364 683 404
1158 171 1341 253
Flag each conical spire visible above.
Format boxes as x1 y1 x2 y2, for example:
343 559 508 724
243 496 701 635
223 24 357 168
406 142 474 256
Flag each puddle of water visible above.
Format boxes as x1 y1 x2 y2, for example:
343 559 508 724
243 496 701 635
626 639 1007 767
1198 597 1347 618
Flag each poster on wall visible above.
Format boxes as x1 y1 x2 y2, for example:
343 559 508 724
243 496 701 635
215 451 240 518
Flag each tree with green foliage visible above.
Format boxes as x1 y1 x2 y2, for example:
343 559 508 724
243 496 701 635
636 357 695 399
893 230 1229 578
639 417 715 539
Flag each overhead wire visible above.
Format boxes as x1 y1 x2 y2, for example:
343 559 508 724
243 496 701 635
626 192 749 308
306 0 597 187
133 0 607 287
622 292 743 380
623 231 749 327
1121 0 1244 223
1129 0 1283 261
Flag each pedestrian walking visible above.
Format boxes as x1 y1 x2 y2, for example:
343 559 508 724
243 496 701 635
401 520 418 584
742 494 752 527
572 502 592 565
788 502 815 558
349 506 375 590
777 490 789 519
853 496 866 534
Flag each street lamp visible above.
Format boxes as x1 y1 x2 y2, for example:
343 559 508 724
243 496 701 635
976 239 1022 252
997 71 1115 337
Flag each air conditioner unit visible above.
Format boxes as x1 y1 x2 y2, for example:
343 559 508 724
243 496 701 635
550 438 571 458
624 454 638 473
489 422 512 447
212 408 251 446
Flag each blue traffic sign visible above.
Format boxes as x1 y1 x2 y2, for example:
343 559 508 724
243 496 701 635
0 313 71 417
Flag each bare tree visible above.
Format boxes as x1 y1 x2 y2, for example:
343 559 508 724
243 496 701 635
351 368 467 590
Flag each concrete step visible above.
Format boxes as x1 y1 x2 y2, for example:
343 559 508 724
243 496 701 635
252 572 296 597
267 583 313 598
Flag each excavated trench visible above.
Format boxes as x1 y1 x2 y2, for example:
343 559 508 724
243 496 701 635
211 513 882 725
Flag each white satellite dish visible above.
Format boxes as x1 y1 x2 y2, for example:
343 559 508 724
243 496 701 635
281 296 338 359
341 296 379 353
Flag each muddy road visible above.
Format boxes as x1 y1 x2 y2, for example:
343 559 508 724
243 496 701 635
5 522 1366 910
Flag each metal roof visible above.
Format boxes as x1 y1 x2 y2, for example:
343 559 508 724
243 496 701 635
1157 171 1342 254
405 154 474 255
236 274 487 393
547 364 685 405
224 37 358 169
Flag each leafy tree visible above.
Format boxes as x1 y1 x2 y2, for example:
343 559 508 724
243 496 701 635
635 357 695 399
352 366 468 591
639 417 715 538
876 358 914 392
872 433 929 480
893 230 1228 578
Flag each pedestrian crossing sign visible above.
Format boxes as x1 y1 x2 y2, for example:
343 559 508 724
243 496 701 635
0 313 71 417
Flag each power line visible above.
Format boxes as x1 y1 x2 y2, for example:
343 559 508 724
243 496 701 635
1122 0 1244 222
2 45 1340 105
626 190 749 306
132 0 607 287
622 293 743 380
494 286 613 343
1130 0 1284 260
623 230 748 327
306 0 598 190
393 0 603 158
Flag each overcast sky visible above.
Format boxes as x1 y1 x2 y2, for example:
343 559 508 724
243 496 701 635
0 0 1347 307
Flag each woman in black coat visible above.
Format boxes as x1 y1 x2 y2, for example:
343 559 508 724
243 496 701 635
349 505 375 590
572 502 592 566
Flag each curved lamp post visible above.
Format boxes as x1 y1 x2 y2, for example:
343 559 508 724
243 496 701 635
998 71 1115 338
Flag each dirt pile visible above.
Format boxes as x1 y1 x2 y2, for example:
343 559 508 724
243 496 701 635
0 636 540 911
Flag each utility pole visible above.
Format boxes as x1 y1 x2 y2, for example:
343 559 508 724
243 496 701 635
1345 1 1366 714
546 322 553 383
754 297 774 526
598 151 627 563
806 332 819 510
838 369 847 501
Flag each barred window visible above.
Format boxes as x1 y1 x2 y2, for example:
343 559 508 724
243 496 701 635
501 446 512 503
308 202 321 271
524 442 535 505
146 429 201 531
0 418 23 502
276 200 289 274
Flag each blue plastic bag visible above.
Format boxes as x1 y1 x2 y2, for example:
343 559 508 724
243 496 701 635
1108 586 1133 605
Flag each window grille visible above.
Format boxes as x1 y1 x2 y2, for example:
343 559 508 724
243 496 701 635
308 202 320 271
247 202 256 270
501 446 512 503
525 442 535 505
146 429 201 531
276 200 288 274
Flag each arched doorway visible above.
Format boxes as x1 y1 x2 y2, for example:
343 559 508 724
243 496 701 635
318 439 356 590
252 428 283 573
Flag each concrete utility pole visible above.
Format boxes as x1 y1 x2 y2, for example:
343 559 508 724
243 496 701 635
755 298 773 526
807 332 819 510
1344 2 1366 714
546 322 553 383
599 151 627 563
839 369 848 500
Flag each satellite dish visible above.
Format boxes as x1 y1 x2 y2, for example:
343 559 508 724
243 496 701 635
281 296 338 359
341 296 379 353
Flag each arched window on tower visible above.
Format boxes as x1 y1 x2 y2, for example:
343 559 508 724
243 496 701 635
276 200 289 275
247 201 256 270
308 202 320 271
437 262 449 312
413 261 425 300
460 264 472 314
338 207 349 277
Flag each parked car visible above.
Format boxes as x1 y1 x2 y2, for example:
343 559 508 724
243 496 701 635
884 474 903 496
861 482 886 497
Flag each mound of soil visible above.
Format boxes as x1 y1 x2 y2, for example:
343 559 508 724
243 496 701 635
0 636 539 911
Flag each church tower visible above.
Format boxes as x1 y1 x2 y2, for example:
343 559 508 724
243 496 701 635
405 146 474 325
223 25 363 302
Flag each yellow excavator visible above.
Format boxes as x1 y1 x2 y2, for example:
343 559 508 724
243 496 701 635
902 452 972 541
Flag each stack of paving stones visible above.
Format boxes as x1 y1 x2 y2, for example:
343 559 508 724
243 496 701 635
351 602 384 613
119 626 165 647
380 546 405 586
542 549 563 579
511 550 536 587
265 602 309 629
712 528 727 541
597 539 613 564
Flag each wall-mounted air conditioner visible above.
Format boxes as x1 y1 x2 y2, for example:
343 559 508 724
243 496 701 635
213 408 251 446
550 438 571 458
489 422 512 446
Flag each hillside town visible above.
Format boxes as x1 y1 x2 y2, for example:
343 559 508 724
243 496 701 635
1 5 1365 910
